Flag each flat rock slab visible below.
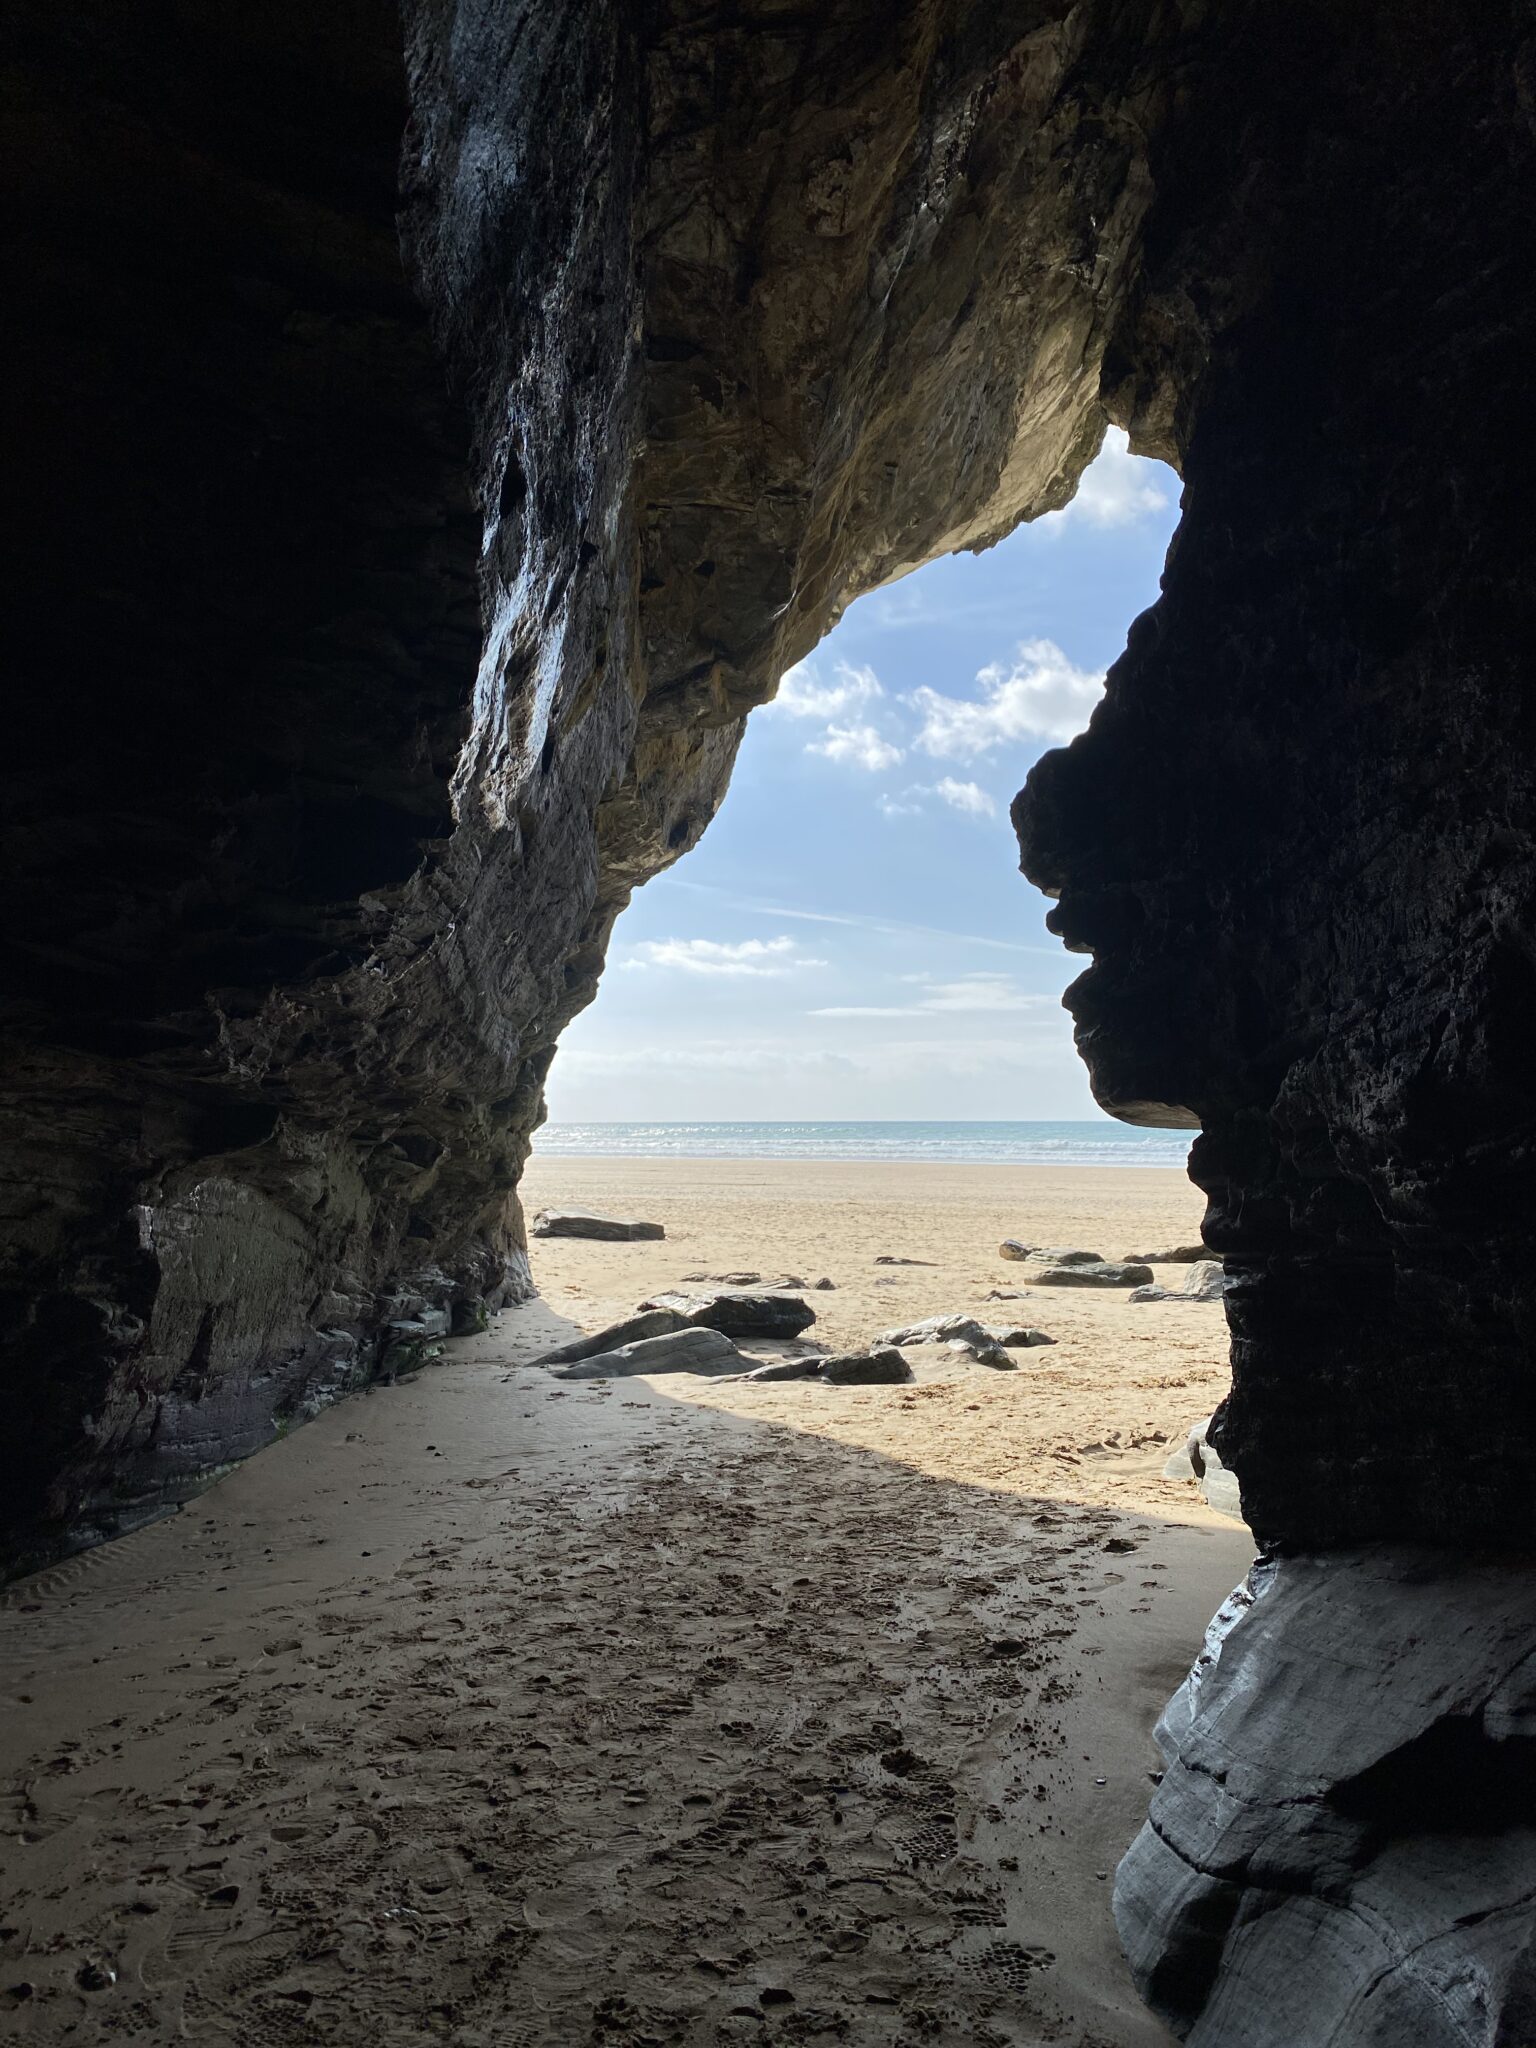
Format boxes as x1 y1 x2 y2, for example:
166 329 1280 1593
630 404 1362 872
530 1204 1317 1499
999 1242 1104 1265
819 1348 912 1385
529 1307 691 1366
1115 1547 1536 2047
1130 1260 1228 1304
533 1208 665 1241
1124 1245 1207 1263
546 1327 742 1379
640 1290 816 1338
680 1270 760 1285
1028 1260 1154 1287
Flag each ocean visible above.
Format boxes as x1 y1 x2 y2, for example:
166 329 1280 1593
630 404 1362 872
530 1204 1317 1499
532 1119 1195 1168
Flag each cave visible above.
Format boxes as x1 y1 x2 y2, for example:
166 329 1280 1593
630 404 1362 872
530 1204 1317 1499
3 2 1535 2042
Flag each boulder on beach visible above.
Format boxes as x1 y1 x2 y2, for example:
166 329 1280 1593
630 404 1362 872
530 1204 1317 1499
998 1242 1104 1265
1028 1259 1154 1287
547 1326 742 1379
532 1207 665 1241
741 1357 824 1382
1124 1244 1206 1263
681 1270 761 1285
1130 1260 1230 1304
878 1312 995 1350
530 1307 691 1366
819 1347 912 1385
944 1337 1015 1369
640 1289 816 1338
877 1313 1057 1361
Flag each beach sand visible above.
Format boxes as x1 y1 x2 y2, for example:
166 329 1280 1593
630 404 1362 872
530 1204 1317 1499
0 1160 1249 2046
522 1157 1235 1520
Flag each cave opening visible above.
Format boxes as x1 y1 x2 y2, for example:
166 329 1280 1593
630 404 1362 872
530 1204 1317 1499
5 3 1535 2043
536 427 1183 1140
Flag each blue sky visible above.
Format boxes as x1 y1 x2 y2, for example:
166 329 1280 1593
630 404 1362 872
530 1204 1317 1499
544 430 1180 1122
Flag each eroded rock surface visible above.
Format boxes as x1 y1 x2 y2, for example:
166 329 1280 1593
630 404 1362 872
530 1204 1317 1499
1115 1550 1536 2046
3 0 1169 1567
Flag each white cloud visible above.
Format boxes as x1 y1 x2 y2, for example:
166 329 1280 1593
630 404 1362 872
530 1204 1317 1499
769 657 882 719
620 936 826 977
909 638 1103 758
812 973 1049 1018
1044 425 1171 530
876 778 996 820
808 722 904 771
933 777 996 817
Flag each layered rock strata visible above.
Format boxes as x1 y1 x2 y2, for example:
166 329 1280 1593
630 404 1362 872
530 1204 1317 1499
1115 1550 1536 2046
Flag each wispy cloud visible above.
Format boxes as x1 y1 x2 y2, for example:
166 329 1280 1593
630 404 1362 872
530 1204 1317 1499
620 935 826 977
933 777 995 817
808 722 904 772
652 876 1059 958
769 657 882 720
909 638 1103 758
1041 426 1171 530
813 973 1050 1018
878 778 997 820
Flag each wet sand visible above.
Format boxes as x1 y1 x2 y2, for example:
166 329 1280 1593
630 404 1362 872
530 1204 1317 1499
0 1162 1250 2046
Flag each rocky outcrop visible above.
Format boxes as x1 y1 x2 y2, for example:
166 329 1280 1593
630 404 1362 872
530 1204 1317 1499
1115 1550 1536 2046
4 0 1168 1569
1014 12 1536 1552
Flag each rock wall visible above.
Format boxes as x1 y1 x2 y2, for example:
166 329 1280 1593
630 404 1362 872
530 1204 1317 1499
1017 2 1536 1553
2 0 1166 1568
1114 1550 1536 2045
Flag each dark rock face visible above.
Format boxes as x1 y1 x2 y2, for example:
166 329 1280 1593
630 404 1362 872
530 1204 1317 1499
1016 4 1536 1554
5 0 1159 1567
1115 1550 1536 2045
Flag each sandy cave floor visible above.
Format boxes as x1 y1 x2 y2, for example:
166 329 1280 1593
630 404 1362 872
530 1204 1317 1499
0 1161 1253 2046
